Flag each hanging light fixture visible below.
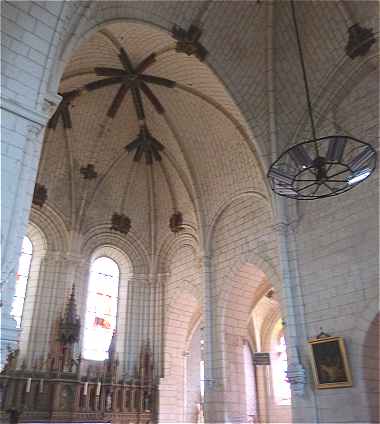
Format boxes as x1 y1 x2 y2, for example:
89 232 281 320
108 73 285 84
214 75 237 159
267 1 377 200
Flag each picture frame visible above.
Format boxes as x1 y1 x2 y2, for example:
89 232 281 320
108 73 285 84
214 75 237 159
308 336 352 389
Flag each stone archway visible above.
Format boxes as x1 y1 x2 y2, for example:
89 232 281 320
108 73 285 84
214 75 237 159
362 311 380 424
184 319 203 424
159 290 200 423
217 262 272 423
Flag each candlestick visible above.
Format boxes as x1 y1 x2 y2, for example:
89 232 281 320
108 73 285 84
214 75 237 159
39 378 44 393
96 381 101 396
83 382 88 396
26 377 32 393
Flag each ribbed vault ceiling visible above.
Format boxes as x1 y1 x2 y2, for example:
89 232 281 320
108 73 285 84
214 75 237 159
40 21 268 253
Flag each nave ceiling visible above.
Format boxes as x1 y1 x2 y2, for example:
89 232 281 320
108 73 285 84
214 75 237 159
37 20 269 256
34 0 379 258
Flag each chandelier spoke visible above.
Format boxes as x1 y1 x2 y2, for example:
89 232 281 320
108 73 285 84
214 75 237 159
327 168 350 179
312 185 320 196
296 182 318 193
322 181 334 193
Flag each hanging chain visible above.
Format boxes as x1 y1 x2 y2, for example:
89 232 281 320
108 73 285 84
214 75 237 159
290 0 319 156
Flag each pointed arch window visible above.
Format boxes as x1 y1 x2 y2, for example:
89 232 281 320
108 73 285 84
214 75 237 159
11 236 33 328
83 256 120 361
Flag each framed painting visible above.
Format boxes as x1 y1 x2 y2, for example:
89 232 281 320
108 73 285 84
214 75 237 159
308 336 352 389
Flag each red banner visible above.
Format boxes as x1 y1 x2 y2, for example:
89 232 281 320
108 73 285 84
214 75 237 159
94 317 111 329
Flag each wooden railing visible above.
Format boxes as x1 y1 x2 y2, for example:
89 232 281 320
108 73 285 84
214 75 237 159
0 373 156 423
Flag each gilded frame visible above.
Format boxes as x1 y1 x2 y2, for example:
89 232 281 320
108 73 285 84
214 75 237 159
308 336 352 389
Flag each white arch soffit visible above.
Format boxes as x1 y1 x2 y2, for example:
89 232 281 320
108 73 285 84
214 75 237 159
164 290 200 357
206 190 272 254
167 277 201 312
26 222 47 256
217 261 278 406
90 245 132 278
355 298 379 349
164 246 202 308
248 303 281 352
221 276 272 333
80 224 149 275
29 204 70 253
352 298 379 414
219 254 281 323
166 289 199 331
215 266 271 412
262 311 283 352
157 228 199 275
50 15 270 194
291 50 379 143
323 53 378 112
185 311 203 350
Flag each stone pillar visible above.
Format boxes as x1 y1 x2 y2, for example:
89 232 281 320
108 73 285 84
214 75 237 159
124 387 130 411
156 272 169 378
199 254 223 423
15 379 25 409
130 388 136 412
3 378 16 409
124 275 148 378
84 387 90 411
120 387 126 412
74 383 81 411
273 201 317 423
1 94 60 365
20 251 85 368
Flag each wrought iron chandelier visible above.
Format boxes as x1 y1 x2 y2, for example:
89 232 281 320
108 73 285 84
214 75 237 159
267 1 377 200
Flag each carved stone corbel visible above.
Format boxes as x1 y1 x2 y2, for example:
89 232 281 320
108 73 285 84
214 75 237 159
286 361 307 397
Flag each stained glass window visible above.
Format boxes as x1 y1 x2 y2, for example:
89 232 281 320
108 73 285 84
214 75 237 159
83 257 120 361
11 236 33 328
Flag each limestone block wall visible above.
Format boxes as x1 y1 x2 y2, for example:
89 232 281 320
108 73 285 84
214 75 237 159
270 2 379 422
290 68 379 423
206 194 279 422
1 2 379 423
185 323 202 424
159 237 201 423
1 0 65 360
0 112 51 362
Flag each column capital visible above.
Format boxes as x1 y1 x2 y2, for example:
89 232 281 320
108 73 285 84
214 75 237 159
198 253 212 268
0 94 60 127
131 273 149 281
272 221 289 235
128 274 150 287
40 91 62 119
62 252 86 264
44 251 85 265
